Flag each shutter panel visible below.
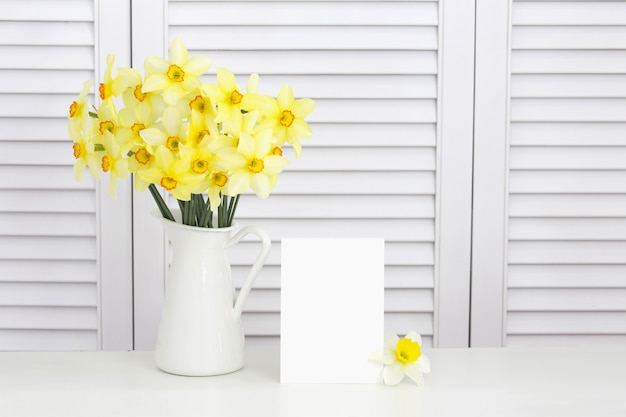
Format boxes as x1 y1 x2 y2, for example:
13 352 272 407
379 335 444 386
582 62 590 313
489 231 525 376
507 1 626 347
165 0 441 346
0 0 99 350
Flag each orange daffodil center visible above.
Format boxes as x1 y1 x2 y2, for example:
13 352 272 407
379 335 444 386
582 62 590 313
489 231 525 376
395 338 421 365
161 176 177 190
279 110 295 127
247 158 264 174
167 64 185 82
229 90 243 105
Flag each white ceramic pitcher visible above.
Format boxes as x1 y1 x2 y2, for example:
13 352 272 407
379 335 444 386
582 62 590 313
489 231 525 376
153 210 271 376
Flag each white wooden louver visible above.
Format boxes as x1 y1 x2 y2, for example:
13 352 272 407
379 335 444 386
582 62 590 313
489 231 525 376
506 0 626 347
167 0 440 346
0 0 99 350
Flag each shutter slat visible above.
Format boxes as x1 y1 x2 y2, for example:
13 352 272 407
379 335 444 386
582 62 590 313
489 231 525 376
510 146 626 170
510 194 626 218
510 122 626 146
169 1 438 25
0 329 97 351
509 264 626 289
0 237 96 261
0 283 97 307
513 2 626 25
0 260 97 283
511 98 626 122
510 218 626 241
0 306 97 329
0 0 93 21
507 312 626 335
0 190 96 213
0 213 96 237
513 26 626 50
509 170 626 194
0 70 95 94
511 74 626 98
310 123 436 147
236 195 434 219
0 22 94 46
508 241 626 265
174 26 437 50
0 141 74 165
511 50 626 74
191 50 438 75
0 46 94 70
508 289 626 312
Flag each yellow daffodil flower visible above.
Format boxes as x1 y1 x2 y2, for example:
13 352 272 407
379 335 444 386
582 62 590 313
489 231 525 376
68 80 93 141
99 54 128 101
218 126 289 199
72 132 102 183
369 331 431 386
137 146 205 201
203 68 261 123
100 130 130 198
139 107 188 154
257 84 315 158
142 37 211 105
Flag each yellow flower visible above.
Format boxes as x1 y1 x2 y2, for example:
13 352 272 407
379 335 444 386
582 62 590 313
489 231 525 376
100 130 130 198
72 132 101 183
68 80 93 142
139 107 188 153
137 146 205 201
98 54 128 101
203 68 261 123
142 37 211 105
218 126 288 199
257 84 315 158
369 331 431 386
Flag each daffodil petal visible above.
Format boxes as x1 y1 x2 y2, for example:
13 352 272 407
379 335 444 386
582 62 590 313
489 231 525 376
277 84 294 109
262 155 288 175
169 37 188 66
382 363 405 386
417 355 431 374
216 68 237 92
227 170 250 196
384 332 400 350
406 331 422 346
144 57 169 76
140 128 166 146
162 107 182 135
369 349 385 363
291 98 315 118
142 74 169 93
250 173 270 199
184 55 212 76
403 363 425 386
237 132 256 158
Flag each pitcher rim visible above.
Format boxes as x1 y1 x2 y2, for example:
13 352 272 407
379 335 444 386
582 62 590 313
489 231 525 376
151 208 239 232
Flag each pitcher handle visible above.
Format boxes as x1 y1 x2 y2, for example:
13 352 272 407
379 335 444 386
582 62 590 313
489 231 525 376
226 225 271 320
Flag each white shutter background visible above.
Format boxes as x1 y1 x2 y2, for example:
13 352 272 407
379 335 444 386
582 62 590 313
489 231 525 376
166 0 440 347
506 1 626 346
0 0 99 350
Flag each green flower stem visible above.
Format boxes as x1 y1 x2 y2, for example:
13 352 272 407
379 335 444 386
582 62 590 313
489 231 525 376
227 194 240 227
148 184 175 222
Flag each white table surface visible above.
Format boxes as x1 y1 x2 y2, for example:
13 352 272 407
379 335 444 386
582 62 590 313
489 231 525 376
0 346 624 417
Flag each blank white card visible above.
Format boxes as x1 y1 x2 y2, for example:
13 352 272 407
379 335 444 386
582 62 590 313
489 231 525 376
280 238 384 383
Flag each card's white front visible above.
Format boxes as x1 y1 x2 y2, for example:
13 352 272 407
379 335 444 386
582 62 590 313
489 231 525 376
280 238 384 383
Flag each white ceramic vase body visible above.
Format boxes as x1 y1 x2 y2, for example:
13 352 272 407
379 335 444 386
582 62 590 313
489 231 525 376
153 211 271 376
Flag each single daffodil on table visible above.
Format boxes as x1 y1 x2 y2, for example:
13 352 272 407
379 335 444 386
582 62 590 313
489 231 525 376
369 331 431 386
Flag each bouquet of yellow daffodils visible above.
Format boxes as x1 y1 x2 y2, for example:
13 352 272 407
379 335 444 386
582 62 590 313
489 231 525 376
68 38 314 227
